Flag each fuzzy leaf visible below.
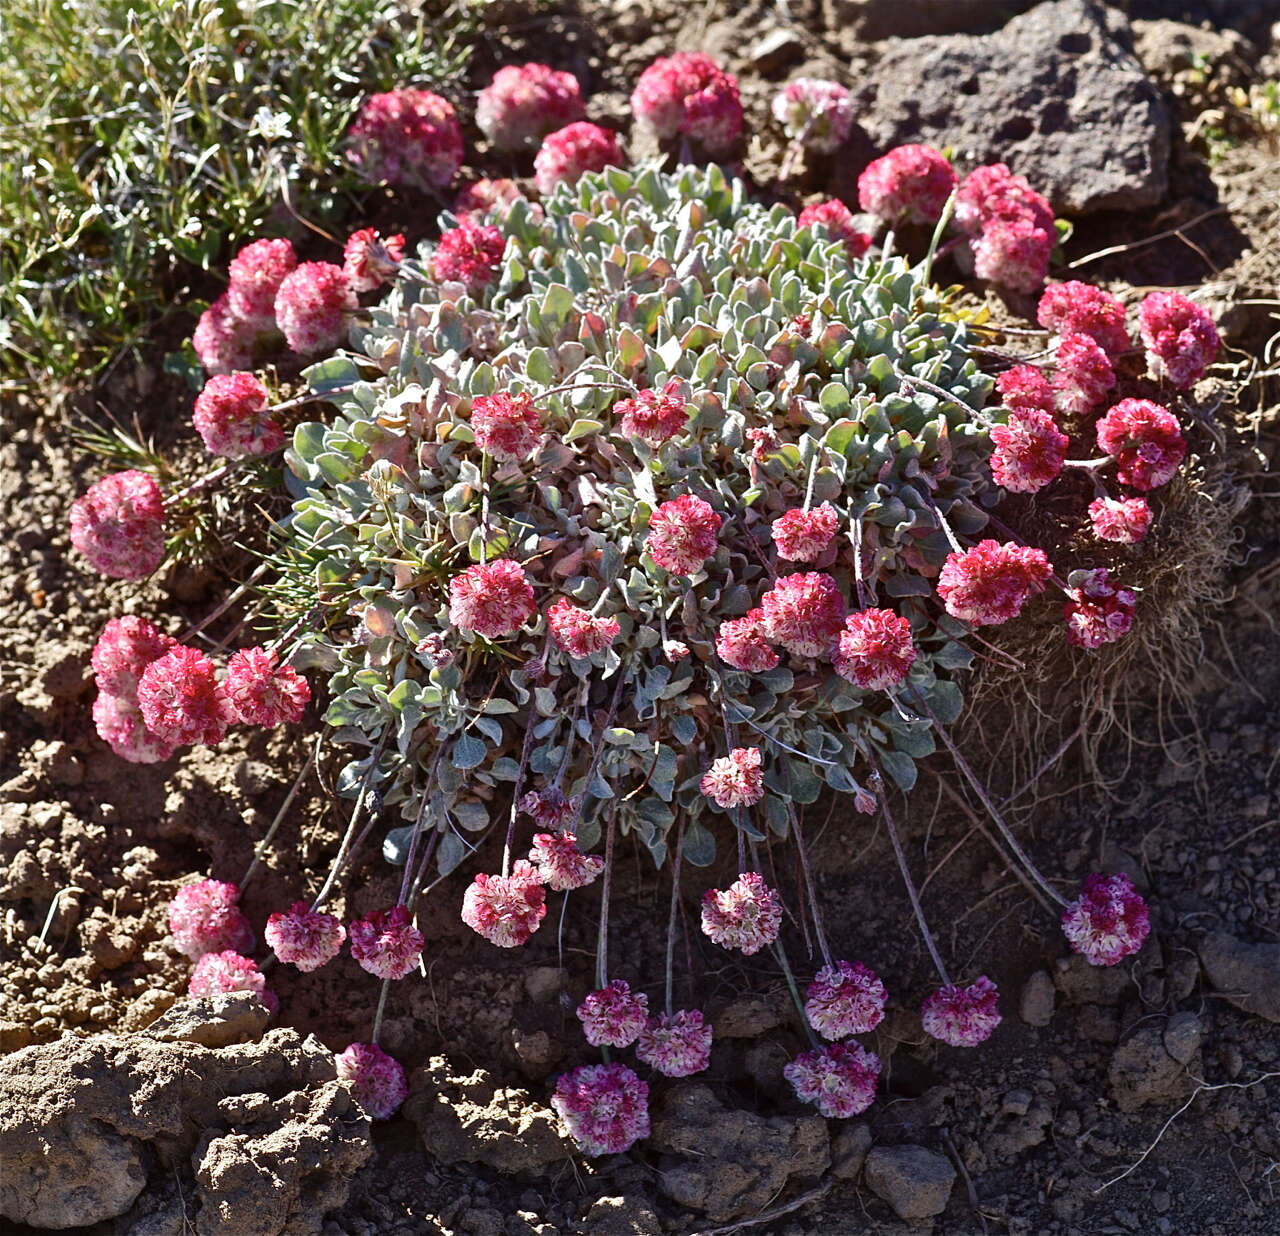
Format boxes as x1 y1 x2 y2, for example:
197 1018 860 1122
682 817 716 867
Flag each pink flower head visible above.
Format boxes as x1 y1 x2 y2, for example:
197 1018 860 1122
449 559 537 639
833 608 916 691
784 1041 881 1118
636 1009 712 1077
701 872 782 955
70 469 165 581
433 222 506 293
137 646 234 747
797 199 873 259
1052 332 1115 417
223 647 310 727
716 608 780 673
1063 567 1135 649
1061 872 1151 966
631 53 741 153
519 787 580 830
773 79 853 154
476 62 586 151
663 639 690 662
453 177 529 224
265 901 346 972
577 979 650 1048
188 950 276 1015
646 493 721 577
955 163 1052 237
529 832 604 891
989 407 1069 493
1138 290 1219 389
534 122 624 196
937 540 1052 626
168 878 254 960
547 598 619 659
760 571 845 658
1096 398 1186 491
857 144 957 226
346 88 463 191
461 860 547 947
348 905 424 980
193 292 257 375
614 380 689 447
273 261 355 355
996 364 1054 415
921 975 1001 1047
227 237 297 329
336 1042 408 1120
1089 496 1152 544
970 199 1054 294
470 390 541 462
91 615 176 696
772 502 840 562
192 371 284 459
699 746 764 809
1037 282 1131 358
805 960 888 1040
342 228 405 293
551 1062 650 1157
92 691 178 764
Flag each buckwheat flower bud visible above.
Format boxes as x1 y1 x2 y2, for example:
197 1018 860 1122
529 832 604 891
1037 281 1130 358
631 53 741 153
1137 290 1219 390
646 493 721 577
700 746 764 809
636 1010 712 1077
833 608 916 691
547 598 620 659
614 380 689 447
552 1062 650 1157
453 177 530 224
415 633 454 668
227 237 297 330
346 89 463 191
193 292 257 375
937 540 1052 627
1095 398 1186 491
448 559 538 639
274 261 356 356
1088 496 1152 544
92 691 179 764
461 860 547 947
853 783 877 815
1061 873 1150 966
989 407 1069 493
857 144 957 226
336 1042 408 1120
1052 332 1115 417
476 62 586 151
1063 567 1135 649
348 905 424 980
772 502 840 562
996 364 1054 415
773 79 853 153
578 979 650 1048
716 608 780 673
519 787 580 830
663 639 690 662
70 469 165 580
168 878 254 960
760 571 845 658
188 950 277 1015
224 647 310 727
970 200 1054 294
534 122 624 196
921 976 1001 1047
470 390 542 462
193 371 284 459
433 222 506 293
701 873 782 955
91 615 176 695
342 228 405 293
137 646 235 747
265 901 346 972
805 960 888 1039
785 1041 881 1118
797 200 872 260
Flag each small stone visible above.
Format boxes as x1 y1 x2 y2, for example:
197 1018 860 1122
1163 1012 1202 1065
1199 933 1280 1023
145 994 271 1048
1108 1025 1192 1113
864 1144 955 1220
1019 969 1055 1026
710 992 789 1038
750 28 805 74
1054 953 1131 1006
523 966 566 1006
0 1021 32 1053
1002 1088 1033 1117
576 1194 662 1236
831 1122 872 1180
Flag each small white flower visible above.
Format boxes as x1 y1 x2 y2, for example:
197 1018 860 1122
250 107 293 142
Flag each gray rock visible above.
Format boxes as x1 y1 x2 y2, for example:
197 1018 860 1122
1163 1011 1203 1065
1108 1025 1194 1113
1053 952 1131 1006
1019 969 1056 1026
864 1144 956 1221
145 994 271 1049
831 1121 873 1180
824 0 1036 42
750 28 806 74
575 1195 663 1236
853 0 1170 214
1199 933 1280 1023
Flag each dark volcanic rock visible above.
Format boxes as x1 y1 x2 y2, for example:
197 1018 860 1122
1199 932 1280 1023
864 1143 956 1220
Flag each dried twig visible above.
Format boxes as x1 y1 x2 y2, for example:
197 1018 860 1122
688 1179 832 1236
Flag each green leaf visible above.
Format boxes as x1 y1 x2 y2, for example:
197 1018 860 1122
452 734 487 769
682 818 716 867
878 748 917 791
304 355 360 395
437 831 467 876
564 417 604 443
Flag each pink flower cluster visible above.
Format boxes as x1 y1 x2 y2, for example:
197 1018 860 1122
1052 332 1115 417
1061 872 1150 966
449 559 537 639
772 502 839 562
224 647 311 727
578 979 650 1047
937 540 1052 626
188 950 277 1015
336 1042 408 1120
699 746 764 809
547 598 620 659
343 228 404 293
194 238 297 373
470 390 541 461
520 787 579 830
461 861 547 947
797 200 873 260
528 831 604 890
614 381 689 447
989 408 1068 493
1062 568 1135 649
636 1010 712 1077
760 571 845 658
921 975 1001 1047
772 79 853 154
858 144 956 226
646 494 721 577
804 960 887 1040
1037 282 1130 357
701 872 782 955
630 53 742 154
1096 398 1186 491
348 905 424 980
716 609 780 673
453 177 529 224
1089 496 1151 544
477 62 586 150
138 646 236 747
193 372 284 459
90 616 177 763
956 163 1054 293
264 901 346 972
784 1041 880 1118
345 88 463 190
71 470 165 580
996 364 1054 414
274 261 356 355
433 222 506 293
1137 291 1219 389
534 122 623 196
552 1062 650 1156
833 608 917 691
168 878 254 960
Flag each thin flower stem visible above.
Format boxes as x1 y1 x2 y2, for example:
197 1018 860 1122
1062 455 1111 470
596 802 617 991
850 516 871 609
931 498 964 555
921 188 957 287
178 563 269 642
791 811 834 970
370 977 391 1045
479 451 492 565
665 818 685 1017
802 447 822 511
773 938 821 1048
310 730 391 912
398 785 434 906
241 748 317 887
502 710 539 878
406 829 441 907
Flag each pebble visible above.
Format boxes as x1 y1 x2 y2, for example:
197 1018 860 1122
1162 1012 1202 1065
1019 969 1055 1026
864 1144 955 1221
